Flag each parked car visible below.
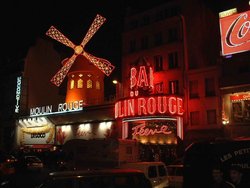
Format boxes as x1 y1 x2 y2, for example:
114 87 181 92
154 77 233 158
119 161 169 188
0 152 15 177
166 164 183 188
23 155 44 171
37 168 152 188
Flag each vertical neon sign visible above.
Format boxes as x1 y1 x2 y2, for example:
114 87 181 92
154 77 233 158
15 76 22 113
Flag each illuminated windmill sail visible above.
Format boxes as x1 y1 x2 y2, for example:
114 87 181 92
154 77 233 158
46 14 115 86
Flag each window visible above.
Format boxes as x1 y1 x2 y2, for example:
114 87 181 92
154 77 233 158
70 79 74 89
207 110 217 124
96 81 100 90
168 28 178 42
155 82 163 93
205 78 216 96
129 40 136 53
141 36 148 49
158 165 167 176
148 166 157 178
87 79 93 88
168 52 178 69
154 32 163 46
77 79 83 88
154 55 163 72
189 80 199 99
169 80 179 94
190 111 200 126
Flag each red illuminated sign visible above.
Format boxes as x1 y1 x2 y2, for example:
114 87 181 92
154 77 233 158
130 66 153 97
219 10 250 55
115 96 184 119
230 93 250 101
132 124 172 136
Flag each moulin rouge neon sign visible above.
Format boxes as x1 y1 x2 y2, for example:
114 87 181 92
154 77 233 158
115 65 184 119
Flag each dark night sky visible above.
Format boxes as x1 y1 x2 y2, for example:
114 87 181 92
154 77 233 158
1 0 243 82
1 0 168 78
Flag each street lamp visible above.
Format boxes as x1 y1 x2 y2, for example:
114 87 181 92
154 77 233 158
112 79 123 99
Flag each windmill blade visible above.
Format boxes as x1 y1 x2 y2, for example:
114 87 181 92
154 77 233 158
80 14 106 48
50 54 77 86
46 26 76 49
83 52 115 76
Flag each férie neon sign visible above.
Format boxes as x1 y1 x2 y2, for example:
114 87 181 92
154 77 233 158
132 124 172 136
30 100 83 117
115 96 184 118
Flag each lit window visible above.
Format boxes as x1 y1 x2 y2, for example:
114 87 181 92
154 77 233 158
77 79 83 88
207 110 217 124
87 79 93 88
96 81 100 90
190 111 200 126
70 79 74 89
169 80 179 94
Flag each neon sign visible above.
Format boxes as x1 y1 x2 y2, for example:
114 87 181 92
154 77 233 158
115 96 184 119
15 76 22 113
30 100 83 117
130 65 153 97
132 124 172 136
219 10 250 55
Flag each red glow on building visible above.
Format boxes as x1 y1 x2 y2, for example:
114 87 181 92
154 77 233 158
115 96 184 118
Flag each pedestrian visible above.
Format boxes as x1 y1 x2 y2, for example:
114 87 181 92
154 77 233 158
210 166 235 188
229 165 249 188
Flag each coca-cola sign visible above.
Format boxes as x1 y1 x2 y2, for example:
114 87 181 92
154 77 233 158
219 10 250 55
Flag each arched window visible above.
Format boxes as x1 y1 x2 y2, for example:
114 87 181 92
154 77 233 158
87 79 93 88
77 79 83 88
96 81 100 90
70 79 74 89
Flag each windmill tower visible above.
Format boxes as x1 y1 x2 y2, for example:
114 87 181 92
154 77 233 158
46 14 114 105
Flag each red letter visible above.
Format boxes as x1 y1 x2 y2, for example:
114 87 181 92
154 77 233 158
128 99 135 116
177 97 184 115
158 96 167 114
130 67 137 89
147 97 156 115
169 97 177 115
137 66 149 87
138 98 147 115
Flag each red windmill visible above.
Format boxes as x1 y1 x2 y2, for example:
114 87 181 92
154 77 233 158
46 14 115 87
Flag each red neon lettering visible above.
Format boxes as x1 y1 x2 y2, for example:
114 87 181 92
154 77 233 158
130 67 137 89
118 101 124 118
115 96 184 118
149 67 154 88
137 66 149 87
138 98 147 115
169 97 177 114
147 97 156 114
127 99 135 116
177 97 184 115
115 102 119 118
132 124 172 136
158 96 167 113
